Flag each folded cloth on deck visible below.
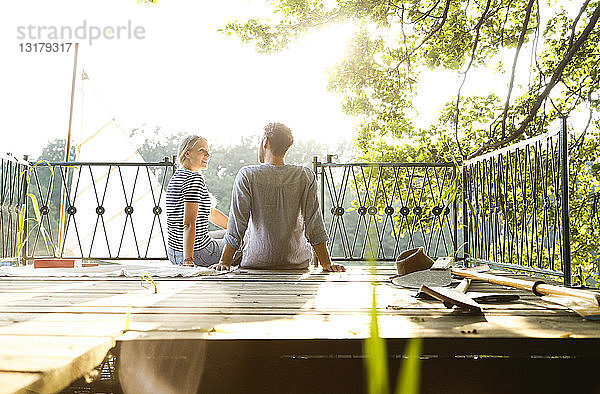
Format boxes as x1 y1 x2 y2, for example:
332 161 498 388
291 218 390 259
0 263 232 278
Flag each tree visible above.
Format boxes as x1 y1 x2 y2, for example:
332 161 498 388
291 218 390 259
223 0 600 285
130 130 357 223
222 0 599 156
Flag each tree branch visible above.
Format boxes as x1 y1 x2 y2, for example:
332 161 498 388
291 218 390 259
499 0 536 139
394 0 452 70
570 92 593 150
468 3 600 159
408 0 443 24
500 0 514 46
569 0 592 50
527 0 541 88
453 0 492 159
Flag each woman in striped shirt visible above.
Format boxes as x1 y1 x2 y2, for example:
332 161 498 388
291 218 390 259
166 135 228 267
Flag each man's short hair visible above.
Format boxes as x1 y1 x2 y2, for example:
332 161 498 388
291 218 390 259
264 122 294 156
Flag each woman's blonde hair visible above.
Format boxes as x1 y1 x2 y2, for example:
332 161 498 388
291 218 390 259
177 135 207 167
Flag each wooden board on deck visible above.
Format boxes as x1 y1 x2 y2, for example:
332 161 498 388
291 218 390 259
0 335 114 394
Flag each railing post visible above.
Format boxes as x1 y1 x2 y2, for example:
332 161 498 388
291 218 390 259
452 164 458 260
462 163 470 266
20 155 29 266
313 156 322 267
559 115 571 286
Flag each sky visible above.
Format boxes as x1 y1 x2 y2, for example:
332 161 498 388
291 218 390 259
1 0 362 159
1 0 578 160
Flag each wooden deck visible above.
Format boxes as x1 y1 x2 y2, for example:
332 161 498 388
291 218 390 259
1 265 599 393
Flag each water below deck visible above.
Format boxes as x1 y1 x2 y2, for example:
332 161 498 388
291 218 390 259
0 265 599 393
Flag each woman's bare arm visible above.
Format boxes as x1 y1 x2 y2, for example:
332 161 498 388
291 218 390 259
209 207 228 229
183 201 199 266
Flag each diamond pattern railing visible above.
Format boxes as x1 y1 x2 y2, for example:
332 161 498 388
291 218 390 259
313 159 459 261
24 160 175 260
0 154 28 263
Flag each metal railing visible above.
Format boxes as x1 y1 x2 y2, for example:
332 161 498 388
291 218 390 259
462 118 571 284
587 191 600 284
1 120 594 287
23 159 175 261
314 157 459 261
0 154 28 263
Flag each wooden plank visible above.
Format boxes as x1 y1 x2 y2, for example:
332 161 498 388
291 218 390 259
0 286 532 298
114 313 600 340
0 280 203 393
0 335 113 372
0 371 41 394
0 300 557 313
0 285 565 310
0 335 114 393
0 291 570 313
0 308 576 325
0 301 567 315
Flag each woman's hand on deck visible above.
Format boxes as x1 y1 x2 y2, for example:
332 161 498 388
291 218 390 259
321 262 346 272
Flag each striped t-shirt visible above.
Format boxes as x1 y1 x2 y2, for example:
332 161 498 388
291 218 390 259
166 168 212 252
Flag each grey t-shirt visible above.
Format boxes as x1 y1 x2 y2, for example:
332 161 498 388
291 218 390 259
223 164 328 269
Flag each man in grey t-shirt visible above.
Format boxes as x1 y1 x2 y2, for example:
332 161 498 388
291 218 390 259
213 122 345 272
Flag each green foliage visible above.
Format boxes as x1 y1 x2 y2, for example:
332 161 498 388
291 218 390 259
219 0 600 155
16 202 26 264
223 0 600 285
38 138 77 162
364 280 390 394
364 225 422 394
395 338 422 394
129 130 357 215
569 128 600 285
365 296 424 394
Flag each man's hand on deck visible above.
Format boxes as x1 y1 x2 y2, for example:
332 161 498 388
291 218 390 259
321 262 346 272
313 243 344 272
211 262 231 272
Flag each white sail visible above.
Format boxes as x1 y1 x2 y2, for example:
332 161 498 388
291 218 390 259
62 69 168 260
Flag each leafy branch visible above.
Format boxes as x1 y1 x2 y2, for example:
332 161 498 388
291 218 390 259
469 2 600 159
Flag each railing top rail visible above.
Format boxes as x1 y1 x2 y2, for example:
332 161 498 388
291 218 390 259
468 258 564 278
317 162 456 168
31 160 175 167
463 129 560 166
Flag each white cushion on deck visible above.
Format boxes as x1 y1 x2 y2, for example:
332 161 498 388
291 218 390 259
0 263 226 278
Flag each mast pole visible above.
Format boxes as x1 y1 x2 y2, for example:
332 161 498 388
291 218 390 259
58 43 79 255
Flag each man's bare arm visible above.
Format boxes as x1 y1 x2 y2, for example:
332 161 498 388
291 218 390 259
313 242 345 272
213 243 236 271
